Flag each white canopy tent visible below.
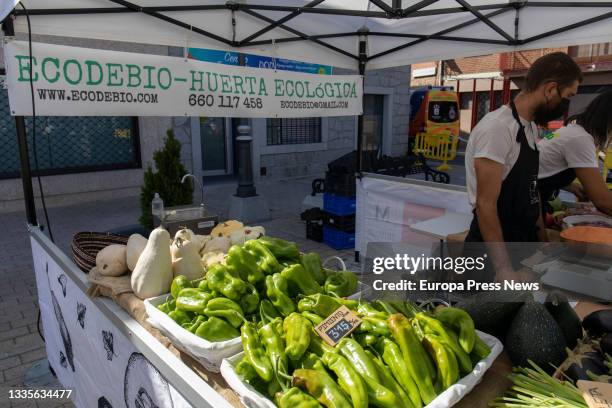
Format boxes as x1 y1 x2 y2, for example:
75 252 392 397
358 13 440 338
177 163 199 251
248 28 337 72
2 0 612 70
1 0 612 225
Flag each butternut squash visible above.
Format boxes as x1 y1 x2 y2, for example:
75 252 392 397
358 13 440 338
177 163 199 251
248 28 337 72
126 233 148 271
131 227 173 299
171 237 204 280
96 244 128 277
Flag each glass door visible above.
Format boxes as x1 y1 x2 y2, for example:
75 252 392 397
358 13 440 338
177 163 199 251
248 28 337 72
200 117 232 176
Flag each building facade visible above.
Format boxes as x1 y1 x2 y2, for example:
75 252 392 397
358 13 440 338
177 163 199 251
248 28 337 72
0 33 411 212
411 43 612 138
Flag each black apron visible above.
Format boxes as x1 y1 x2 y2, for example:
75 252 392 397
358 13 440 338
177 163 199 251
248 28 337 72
465 100 541 242
538 168 576 215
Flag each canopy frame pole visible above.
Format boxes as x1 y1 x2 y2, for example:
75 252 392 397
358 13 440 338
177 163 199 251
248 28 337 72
356 27 369 175
2 15 37 226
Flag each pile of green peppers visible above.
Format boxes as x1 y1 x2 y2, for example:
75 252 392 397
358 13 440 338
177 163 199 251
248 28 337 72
156 236 362 344
235 299 491 408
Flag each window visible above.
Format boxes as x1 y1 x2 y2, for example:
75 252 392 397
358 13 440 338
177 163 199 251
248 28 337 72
428 101 459 123
0 78 140 179
475 91 490 124
459 92 473 110
266 118 321 145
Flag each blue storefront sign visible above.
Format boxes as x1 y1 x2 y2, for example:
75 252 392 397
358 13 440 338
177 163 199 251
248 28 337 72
188 48 332 75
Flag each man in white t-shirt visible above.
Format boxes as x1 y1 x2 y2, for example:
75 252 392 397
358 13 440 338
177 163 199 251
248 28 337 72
464 52 582 276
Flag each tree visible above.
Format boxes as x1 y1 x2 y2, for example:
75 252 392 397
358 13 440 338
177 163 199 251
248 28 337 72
139 129 193 228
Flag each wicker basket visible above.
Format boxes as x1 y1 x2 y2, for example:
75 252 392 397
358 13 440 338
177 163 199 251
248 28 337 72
71 232 129 273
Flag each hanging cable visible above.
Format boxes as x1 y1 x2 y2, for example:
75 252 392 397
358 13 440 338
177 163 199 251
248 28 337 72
19 2 54 244
19 2 50 344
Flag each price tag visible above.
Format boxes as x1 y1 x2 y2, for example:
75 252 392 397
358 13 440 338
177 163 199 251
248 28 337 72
578 380 612 408
314 305 362 346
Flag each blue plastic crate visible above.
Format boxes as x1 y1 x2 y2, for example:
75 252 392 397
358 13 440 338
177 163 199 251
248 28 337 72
323 193 356 216
323 226 355 250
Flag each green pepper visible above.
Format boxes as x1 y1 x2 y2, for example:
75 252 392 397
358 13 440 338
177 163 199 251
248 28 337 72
257 236 300 261
275 387 321 408
168 309 193 325
388 314 437 405
322 352 368 408
357 303 388 320
308 334 335 357
203 297 245 328
157 298 176 314
357 317 390 336
301 252 326 285
360 374 402 408
241 321 273 381
374 300 400 316
378 338 422 408
240 282 260 315
197 279 209 291
284 313 312 361
259 318 290 382
292 368 352 408
260 299 281 324
244 239 283 275
337 338 380 383
281 264 323 296
367 350 415 408
415 313 472 375
175 288 213 314
226 245 265 285
236 358 269 396
354 333 379 348
424 334 459 391
298 352 325 370
324 272 358 298
265 274 296 317
187 315 206 334
195 316 239 341
205 264 247 301
388 301 414 318
302 311 323 326
298 294 358 318
434 307 476 353
470 335 491 364
171 275 192 299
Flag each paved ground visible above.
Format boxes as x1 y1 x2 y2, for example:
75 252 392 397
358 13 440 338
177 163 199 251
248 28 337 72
0 177 353 408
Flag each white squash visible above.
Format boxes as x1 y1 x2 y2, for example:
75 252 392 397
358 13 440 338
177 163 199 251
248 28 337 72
171 237 204 280
192 234 211 253
201 251 226 269
126 233 148 271
96 244 128 277
230 226 266 245
174 228 194 242
211 220 243 238
202 236 231 254
131 227 173 299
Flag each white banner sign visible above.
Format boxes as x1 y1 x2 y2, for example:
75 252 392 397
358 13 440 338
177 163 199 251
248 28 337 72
4 41 362 117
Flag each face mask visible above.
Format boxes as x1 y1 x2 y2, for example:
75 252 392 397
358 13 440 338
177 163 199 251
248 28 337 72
533 87 570 126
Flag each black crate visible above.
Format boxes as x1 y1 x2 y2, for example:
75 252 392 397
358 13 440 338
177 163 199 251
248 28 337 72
323 211 355 233
325 171 356 197
306 220 324 242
